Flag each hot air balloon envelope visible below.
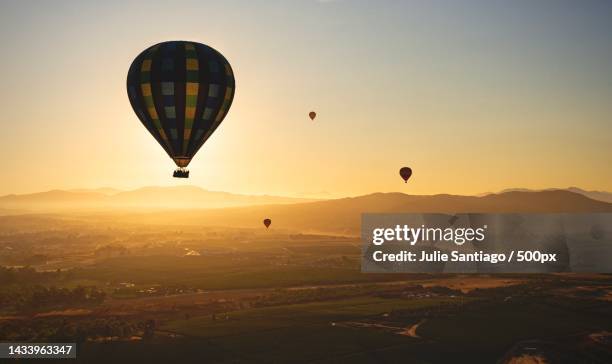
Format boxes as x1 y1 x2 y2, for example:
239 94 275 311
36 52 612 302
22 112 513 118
263 218 272 228
309 111 316 120
399 167 412 183
127 41 235 177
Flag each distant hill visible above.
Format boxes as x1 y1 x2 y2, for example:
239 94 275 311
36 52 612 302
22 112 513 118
133 190 612 235
495 187 612 203
566 187 612 204
0 186 314 211
68 187 122 195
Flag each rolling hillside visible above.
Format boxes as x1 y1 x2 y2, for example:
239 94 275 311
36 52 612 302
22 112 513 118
130 190 612 234
0 186 314 210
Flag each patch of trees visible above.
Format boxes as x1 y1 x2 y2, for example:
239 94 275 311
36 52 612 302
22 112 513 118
94 244 129 257
0 285 106 313
254 285 373 307
0 266 61 285
0 316 147 342
373 285 462 299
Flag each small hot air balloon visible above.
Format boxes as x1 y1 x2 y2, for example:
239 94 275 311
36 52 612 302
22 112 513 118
399 167 412 183
263 218 271 228
309 111 316 121
127 41 235 178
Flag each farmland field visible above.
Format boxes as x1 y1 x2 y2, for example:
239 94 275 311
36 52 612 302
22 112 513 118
1 213 611 363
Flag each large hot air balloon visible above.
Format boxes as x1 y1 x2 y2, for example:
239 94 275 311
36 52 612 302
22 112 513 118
263 218 271 229
399 167 412 183
127 41 235 178
309 111 316 121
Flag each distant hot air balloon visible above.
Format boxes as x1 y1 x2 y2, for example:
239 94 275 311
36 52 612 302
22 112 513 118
263 218 272 228
309 111 316 121
399 167 412 183
127 41 235 178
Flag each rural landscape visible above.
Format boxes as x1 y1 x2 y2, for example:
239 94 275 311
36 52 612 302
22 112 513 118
1 187 611 363
1 1 611 363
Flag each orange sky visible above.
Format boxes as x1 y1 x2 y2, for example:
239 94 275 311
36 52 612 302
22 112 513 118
0 1 610 197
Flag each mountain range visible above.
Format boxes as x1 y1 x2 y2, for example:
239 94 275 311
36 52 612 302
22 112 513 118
0 186 315 211
1 186 611 211
1 187 610 234
119 189 612 234
482 187 612 203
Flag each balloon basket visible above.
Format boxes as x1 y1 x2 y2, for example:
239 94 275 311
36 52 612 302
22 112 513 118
173 168 189 178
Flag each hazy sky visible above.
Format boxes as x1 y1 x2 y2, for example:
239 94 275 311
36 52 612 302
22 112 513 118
0 0 610 197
